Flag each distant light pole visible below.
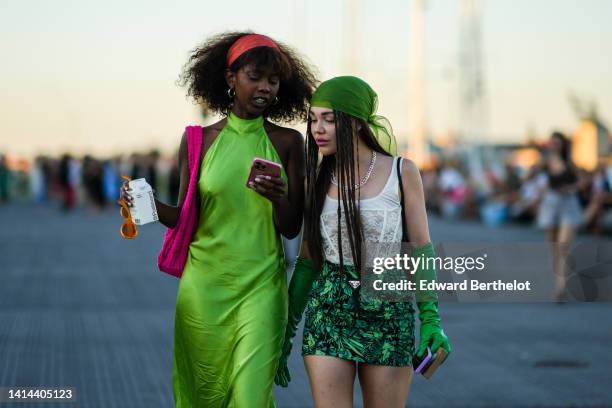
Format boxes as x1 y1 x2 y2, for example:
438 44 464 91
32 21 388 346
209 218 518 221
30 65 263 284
459 0 490 186
407 0 428 166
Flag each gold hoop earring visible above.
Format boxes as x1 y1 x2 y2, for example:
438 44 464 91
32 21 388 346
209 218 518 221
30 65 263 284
227 88 235 98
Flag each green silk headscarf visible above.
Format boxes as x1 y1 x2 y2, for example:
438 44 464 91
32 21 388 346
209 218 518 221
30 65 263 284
310 76 397 155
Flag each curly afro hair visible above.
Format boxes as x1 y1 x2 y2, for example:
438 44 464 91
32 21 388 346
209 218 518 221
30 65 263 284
178 31 318 123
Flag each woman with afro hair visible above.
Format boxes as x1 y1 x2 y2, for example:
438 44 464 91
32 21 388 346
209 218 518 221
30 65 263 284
122 32 316 407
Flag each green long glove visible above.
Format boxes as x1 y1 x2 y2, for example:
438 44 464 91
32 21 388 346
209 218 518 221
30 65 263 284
413 242 452 358
275 256 316 387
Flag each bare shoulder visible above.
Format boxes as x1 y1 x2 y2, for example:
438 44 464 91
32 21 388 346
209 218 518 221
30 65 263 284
178 118 227 164
265 122 304 146
400 157 424 191
203 118 227 134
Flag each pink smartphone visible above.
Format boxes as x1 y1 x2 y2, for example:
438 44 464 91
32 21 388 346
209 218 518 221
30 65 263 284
246 157 282 187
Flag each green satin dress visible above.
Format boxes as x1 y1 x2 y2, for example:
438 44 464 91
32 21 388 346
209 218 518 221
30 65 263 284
173 112 288 407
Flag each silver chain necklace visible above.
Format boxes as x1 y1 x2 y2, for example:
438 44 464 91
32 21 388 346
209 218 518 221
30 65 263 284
331 151 377 190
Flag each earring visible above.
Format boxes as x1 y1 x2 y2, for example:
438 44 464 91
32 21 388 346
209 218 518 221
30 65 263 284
273 96 279 105
227 88 235 98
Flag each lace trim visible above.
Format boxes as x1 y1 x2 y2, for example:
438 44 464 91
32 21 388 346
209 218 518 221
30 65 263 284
321 208 402 265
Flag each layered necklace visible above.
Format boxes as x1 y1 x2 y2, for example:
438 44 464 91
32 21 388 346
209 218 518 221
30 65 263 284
331 151 377 190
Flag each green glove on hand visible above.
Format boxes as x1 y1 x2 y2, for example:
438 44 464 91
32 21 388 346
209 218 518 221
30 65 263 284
413 242 452 359
274 256 316 387
416 301 451 358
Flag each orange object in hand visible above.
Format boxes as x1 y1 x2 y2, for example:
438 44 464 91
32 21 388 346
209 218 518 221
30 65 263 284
118 175 138 240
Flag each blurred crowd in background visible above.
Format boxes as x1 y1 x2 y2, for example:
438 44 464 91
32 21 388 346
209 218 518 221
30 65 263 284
0 150 180 212
421 146 612 235
1 134 611 236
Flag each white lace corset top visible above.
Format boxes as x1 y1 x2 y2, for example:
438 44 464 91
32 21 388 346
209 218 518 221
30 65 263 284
321 157 403 265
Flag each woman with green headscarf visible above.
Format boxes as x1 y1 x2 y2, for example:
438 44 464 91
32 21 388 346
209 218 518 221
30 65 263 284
274 76 451 407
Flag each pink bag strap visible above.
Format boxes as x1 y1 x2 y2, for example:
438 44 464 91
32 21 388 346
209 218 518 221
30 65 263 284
156 125 203 278
187 126 203 173
184 125 203 203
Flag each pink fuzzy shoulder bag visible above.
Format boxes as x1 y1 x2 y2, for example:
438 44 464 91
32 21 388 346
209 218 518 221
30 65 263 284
157 125 203 278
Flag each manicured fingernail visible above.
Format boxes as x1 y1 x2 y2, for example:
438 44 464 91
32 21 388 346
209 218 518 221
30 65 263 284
249 182 254 186
265 176 271 180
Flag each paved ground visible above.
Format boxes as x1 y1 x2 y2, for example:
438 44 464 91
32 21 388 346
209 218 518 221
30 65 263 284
0 202 611 407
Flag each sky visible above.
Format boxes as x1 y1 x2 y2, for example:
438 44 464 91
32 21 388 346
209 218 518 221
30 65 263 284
1 0 611 158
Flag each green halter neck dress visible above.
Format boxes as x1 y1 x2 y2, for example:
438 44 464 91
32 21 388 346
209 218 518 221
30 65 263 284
173 112 288 407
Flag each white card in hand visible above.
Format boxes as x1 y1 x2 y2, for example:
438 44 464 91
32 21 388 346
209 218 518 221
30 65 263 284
128 178 159 225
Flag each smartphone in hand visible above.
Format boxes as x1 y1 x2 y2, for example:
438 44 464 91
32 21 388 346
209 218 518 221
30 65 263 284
413 346 449 379
246 157 282 187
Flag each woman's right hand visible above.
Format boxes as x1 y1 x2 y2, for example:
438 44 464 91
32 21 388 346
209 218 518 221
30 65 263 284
119 179 134 207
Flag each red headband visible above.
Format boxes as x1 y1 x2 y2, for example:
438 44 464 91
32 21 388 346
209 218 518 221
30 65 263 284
226 34 279 67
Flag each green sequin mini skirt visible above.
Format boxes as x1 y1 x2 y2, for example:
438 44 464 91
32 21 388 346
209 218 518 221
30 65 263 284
301 261 416 366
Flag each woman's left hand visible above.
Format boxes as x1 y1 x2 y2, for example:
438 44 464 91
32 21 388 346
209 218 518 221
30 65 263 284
248 175 287 203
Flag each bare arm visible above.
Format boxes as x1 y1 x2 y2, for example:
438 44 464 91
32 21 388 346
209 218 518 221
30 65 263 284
250 129 305 239
299 240 312 260
272 130 305 239
401 159 431 247
154 131 189 229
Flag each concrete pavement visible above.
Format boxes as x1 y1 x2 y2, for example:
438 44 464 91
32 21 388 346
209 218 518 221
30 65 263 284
0 203 610 407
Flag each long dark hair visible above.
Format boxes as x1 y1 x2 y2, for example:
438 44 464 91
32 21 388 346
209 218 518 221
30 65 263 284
305 112 392 273
550 131 572 163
